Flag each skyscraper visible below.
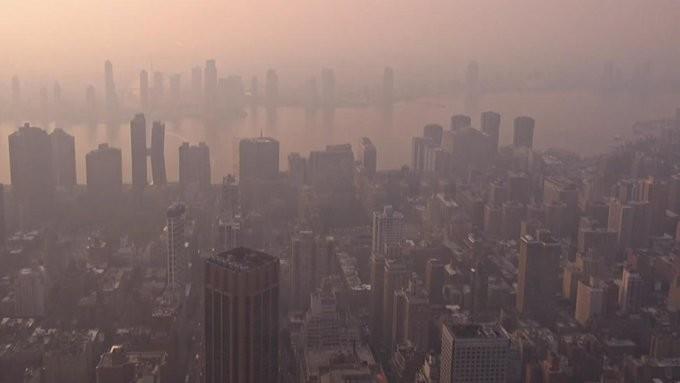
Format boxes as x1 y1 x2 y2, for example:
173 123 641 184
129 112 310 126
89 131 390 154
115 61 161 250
513 116 535 148
372 206 405 256
104 60 117 116
49 128 76 190
14 266 48 318
9 123 54 223
369 254 386 349
238 137 280 181
440 323 510 383
481 111 501 152
320 68 336 109
290 230 315 310
166 203 187 291
450 114 472 130
471 259 489 320
150 121 167 186
423 124 443 146
575 278 604 326
204 247 279 383
85 144 122 197
130 114 147 190
139 70 149 110
204 59 218 111
619 267 643 313
179 142 211 192
383 258 409 351
359 137 377 177
516 230 560 321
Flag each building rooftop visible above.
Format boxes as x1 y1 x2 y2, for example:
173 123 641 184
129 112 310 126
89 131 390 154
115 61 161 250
241 136 278 144
208 247 278 272
446 323 509 339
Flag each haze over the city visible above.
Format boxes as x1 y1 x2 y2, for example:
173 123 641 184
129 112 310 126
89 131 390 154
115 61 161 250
2 0 679 84
3 3 680 383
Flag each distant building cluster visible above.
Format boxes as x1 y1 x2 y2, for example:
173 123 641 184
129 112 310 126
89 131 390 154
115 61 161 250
4 60 680 383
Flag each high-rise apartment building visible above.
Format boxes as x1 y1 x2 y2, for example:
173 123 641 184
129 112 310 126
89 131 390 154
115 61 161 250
49 128 76 190
9 123 54 223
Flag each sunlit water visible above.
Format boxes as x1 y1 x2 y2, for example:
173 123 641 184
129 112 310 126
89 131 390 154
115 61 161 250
0 90 678 185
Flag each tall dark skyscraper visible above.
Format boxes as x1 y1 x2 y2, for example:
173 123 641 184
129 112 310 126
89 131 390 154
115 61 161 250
481 111 501 152
9 123 54 224
204 247 279 383
150 121 167 186
49 128 76 190
513 116 535 149
238 137 280 181
139 70 149 110
104 60 117 116
516 230 560 321
359 137 377 177
86 143 122 197
204 59 218 112
179 142 211 192
130 114 148 190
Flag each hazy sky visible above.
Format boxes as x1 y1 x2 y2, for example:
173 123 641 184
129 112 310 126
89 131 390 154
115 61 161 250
1 0 679 84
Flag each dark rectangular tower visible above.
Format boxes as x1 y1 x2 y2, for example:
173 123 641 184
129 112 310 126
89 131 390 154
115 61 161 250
204 247 279 383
